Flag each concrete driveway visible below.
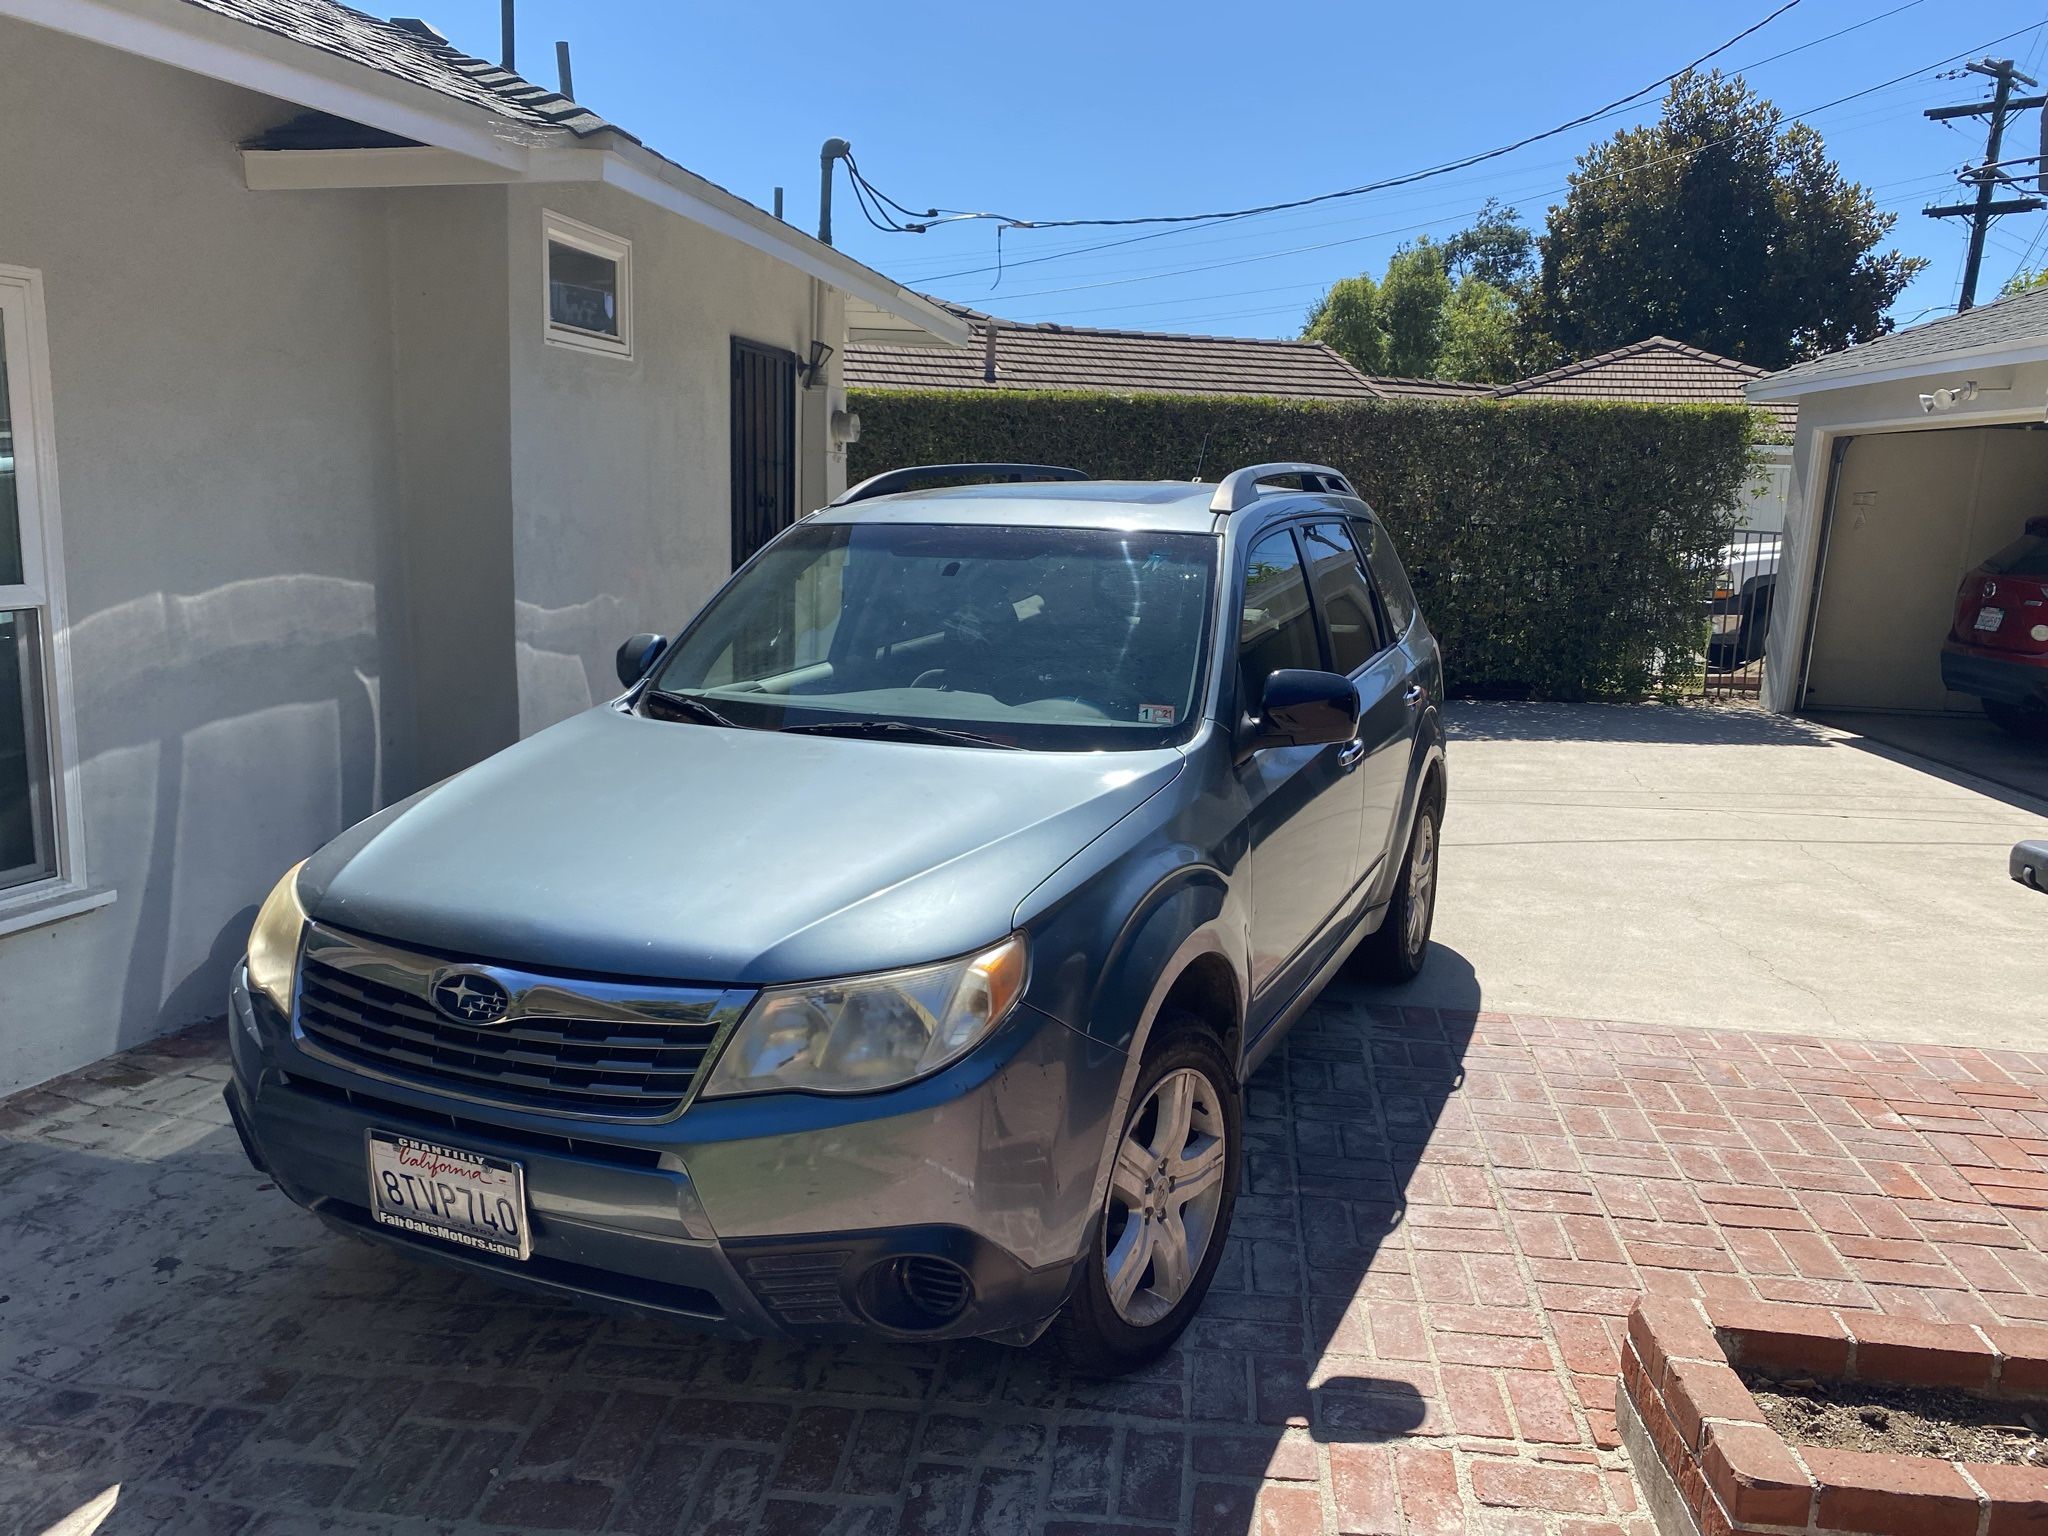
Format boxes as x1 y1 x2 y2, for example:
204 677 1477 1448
1389 703 2048 1049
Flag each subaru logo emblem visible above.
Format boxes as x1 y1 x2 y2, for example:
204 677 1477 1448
431 970 511 1024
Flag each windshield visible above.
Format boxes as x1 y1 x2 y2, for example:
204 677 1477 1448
651 522 1217 751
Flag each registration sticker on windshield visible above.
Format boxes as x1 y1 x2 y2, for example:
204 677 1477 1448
1138 704 1177 724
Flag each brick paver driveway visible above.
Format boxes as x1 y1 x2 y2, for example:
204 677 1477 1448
10 996 2048 1536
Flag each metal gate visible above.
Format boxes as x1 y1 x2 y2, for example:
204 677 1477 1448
1698 527 1782 700
730 339 797 568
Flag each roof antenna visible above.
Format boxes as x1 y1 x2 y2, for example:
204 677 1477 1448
1191 430 1211 483
499 0 515 70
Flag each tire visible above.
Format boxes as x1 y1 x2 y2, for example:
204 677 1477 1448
1043 1022 1241 1377
1984 698 2048 741
1353 791 1441 983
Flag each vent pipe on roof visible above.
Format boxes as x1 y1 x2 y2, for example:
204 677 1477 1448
819 139 851 246
554 40 574 99
982 322 999 383
500 0 515 70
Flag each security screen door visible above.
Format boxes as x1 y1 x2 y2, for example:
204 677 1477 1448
730 339 797 569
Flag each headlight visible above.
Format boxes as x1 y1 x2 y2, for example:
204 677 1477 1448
700 934 1027 1098
246 860 309 1017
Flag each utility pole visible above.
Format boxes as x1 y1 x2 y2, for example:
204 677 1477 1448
1924 58 2047 311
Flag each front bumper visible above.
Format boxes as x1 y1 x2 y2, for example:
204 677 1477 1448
1940 642 2048 707
227 966 1122 1343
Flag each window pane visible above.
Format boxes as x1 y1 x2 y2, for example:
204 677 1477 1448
1239 529 1321 713
1354 517 1418 637
0 609 55 890
0 313 23 587
1303 522 1384 673
548 241 620 337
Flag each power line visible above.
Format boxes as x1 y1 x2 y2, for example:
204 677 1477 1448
1922 56 2047 310
975 64 2015 318
898 25 2026 296
859 0 1806 239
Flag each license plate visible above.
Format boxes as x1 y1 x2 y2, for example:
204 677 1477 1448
367 1131 529 1260
1977 606 2006 632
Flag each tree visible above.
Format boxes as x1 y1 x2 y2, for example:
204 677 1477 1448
1379 241 1453 377
1536 70 1922 372
1441 198 1537 290
2002 268 2048 298
1303 273 1386 374
1439 279 1526 384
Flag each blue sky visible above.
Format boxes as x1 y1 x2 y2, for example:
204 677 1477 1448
426 0 2048 343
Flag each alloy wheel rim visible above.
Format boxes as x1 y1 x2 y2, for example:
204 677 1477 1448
1405 814 1437 958
1102 1066 1228 1326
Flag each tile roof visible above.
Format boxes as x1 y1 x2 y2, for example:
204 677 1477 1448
183 0 614 135
1492 335 1796 432
1750 285 2048 395
846 307 1388 399
1371 376 1497 401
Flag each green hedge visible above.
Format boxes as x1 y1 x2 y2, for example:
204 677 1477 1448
848 390 1763 700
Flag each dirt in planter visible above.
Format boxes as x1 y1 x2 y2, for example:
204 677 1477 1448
1739 1369 2048 1466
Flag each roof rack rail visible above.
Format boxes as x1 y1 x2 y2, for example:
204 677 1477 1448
1209 462 1356 514
831 463 1089 507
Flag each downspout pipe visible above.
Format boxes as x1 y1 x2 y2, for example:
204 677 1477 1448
819 138 851 246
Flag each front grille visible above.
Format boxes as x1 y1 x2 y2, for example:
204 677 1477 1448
292 928 749 1121
282 1072 663 1168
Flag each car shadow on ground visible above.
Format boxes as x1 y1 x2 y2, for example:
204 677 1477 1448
1447 697 1832 746
4 953 1480 1535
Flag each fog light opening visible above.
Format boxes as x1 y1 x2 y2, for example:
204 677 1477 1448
861 1255 973 1331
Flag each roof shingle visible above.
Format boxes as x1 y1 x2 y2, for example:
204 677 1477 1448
846 308 1387 399
1750 286 2048 395
1491 335 1795 431
183 0 616 135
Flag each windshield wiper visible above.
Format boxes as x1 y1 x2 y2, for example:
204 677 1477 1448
780 719 1020 750
642 689 741 729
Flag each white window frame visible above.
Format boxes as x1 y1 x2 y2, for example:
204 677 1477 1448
0 264 102 933
542 211 633 360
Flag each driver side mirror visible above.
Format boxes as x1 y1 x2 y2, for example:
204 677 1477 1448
1248 668 1359 751
616 632 667 688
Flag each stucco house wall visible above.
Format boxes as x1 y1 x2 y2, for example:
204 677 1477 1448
502 181 849 737
0 20 406 1092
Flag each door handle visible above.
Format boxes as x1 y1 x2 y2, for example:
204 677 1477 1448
1403 684 1426 709
1337 739 1366 768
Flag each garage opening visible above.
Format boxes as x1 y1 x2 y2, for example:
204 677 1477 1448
1801 423 2048 717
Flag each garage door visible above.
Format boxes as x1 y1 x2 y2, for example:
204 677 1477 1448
1803 424 2048 712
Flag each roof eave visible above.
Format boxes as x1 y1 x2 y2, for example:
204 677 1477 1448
1747 338 2048 401
6 0 535 166
11 0 966 347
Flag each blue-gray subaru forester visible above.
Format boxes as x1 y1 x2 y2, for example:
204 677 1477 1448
226 460 1446 1374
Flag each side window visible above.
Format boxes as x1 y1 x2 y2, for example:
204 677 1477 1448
1302 521 1385 674
1353 517 1418 638
1238 529 1322 714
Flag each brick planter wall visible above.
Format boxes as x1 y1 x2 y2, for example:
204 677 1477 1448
1621 1295 2048 1535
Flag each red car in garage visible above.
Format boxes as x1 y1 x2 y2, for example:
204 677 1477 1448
1943 516 2048 738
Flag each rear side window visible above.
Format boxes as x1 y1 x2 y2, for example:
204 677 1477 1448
1983 521 2048 577
1302 522 1384 674
1238 529 1321 713
1353 517 1419 637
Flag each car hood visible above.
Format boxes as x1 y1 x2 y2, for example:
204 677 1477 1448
300 706 1183 984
